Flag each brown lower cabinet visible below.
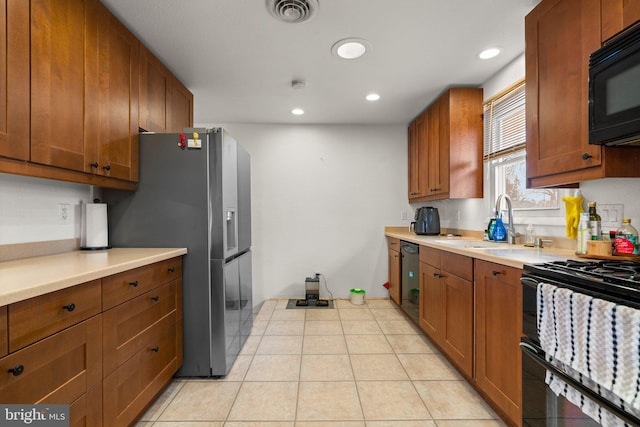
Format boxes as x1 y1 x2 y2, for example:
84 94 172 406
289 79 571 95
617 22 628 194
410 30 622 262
474 259 523 427
0 256 183 427
410 244 523 427
387 237 401 305
419 246 473 378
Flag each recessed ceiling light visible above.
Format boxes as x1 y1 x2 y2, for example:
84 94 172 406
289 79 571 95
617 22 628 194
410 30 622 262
291 108 304 115
366 93 380 101
331 38 372 60
478 47 501 59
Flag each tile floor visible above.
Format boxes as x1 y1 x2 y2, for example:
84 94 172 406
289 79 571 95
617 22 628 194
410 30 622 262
137 298 507 427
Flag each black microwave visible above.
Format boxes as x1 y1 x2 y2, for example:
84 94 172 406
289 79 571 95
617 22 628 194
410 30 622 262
589 23 640 146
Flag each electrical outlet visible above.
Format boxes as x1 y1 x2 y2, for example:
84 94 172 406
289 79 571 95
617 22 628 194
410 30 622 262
400 211 408 221
599 203 624 231
58 203 71 225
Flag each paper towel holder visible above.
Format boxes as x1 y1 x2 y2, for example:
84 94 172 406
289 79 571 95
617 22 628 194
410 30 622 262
80 199 112 250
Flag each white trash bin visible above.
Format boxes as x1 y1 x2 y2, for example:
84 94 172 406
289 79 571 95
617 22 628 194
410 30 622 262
350 288 365 305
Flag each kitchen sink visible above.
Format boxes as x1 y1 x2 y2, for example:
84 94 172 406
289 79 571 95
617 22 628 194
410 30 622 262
433 239 502 249
478 247 562 262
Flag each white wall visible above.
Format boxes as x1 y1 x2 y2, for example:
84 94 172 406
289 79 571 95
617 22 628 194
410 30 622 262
0 173 95 245
198 124 410 303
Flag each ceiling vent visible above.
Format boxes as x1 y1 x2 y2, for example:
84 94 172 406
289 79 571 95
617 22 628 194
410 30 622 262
266 0 318 24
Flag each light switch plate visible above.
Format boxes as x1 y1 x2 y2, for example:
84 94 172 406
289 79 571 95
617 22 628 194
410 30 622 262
599 204 624 231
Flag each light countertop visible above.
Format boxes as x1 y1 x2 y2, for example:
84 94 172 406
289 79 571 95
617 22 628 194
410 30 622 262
385 227 581 269
0 247 187 306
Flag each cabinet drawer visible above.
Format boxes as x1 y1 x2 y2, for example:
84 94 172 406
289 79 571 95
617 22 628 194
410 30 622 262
9 280 102 352
102 257 182 310
0 316 102 404
103 280 178 375
441 252 473 282
387 237 400 252
103 314 177 427
420 246 441 268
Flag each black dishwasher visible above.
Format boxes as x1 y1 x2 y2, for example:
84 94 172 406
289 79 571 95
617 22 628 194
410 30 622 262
400 241 419 323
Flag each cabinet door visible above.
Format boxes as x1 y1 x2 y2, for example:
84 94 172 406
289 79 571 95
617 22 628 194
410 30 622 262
0 316 102 404
0 0 29 161
86 0 139 181
419 262 444 343
526 0 603 185
171 78 194 132
408 115 428 200
103 314 177 427
427 100 445 195
30 0 88 172
475 260 522 426
139 44 172 133
442 273 473 377
602 0 640 42
103 281 178 375
388 248 401 305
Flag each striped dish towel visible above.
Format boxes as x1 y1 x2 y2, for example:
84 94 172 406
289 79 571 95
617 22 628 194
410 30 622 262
537 282 640 422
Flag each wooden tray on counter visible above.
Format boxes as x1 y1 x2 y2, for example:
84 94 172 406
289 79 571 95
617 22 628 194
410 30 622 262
575 252 640 261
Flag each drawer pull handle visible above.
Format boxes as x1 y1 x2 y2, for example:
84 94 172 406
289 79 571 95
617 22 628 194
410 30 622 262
89 162 98 169
8 365 24 376
151 346 159 352
168 267 175 273
491 270 502 276
129 281 139 287
62 303 76 312
151 296 159 302
582 153 593 160
103 164 111 171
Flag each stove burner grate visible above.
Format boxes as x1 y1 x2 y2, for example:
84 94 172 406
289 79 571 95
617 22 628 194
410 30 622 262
543 259 640 286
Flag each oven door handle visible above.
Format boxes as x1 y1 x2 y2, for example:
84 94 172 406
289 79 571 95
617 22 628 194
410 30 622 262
520 341 640 427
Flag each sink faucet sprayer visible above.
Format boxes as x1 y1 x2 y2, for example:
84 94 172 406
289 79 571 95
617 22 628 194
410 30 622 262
495 194 519 244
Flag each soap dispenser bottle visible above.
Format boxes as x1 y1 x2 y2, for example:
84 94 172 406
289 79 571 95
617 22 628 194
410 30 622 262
493 216 507 242
487 211 498 240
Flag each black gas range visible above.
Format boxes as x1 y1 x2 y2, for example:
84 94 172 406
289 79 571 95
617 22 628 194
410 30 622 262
521 258 640 427
523 259 640 310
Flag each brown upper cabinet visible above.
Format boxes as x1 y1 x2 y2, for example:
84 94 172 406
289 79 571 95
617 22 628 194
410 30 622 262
30 0 89 174
408 88 483 202
525 0 640 188
0 0 193 189
171 78 195 132
30 0 139 182
139 44 194 133
602 0 640 42
86 0 140 182
408 115 425 199
0 0 29 161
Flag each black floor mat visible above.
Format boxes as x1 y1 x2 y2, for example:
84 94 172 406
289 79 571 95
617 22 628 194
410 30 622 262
286 299 335 309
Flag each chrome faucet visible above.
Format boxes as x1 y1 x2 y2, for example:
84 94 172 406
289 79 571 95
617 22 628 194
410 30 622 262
495 194 518 244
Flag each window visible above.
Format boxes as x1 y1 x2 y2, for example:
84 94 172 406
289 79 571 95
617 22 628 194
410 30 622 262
484 80 559 212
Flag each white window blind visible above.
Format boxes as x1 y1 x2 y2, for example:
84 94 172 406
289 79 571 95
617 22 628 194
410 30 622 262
483 81 526 158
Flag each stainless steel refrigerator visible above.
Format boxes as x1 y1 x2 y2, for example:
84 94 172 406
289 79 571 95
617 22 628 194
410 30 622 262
104 128 252 377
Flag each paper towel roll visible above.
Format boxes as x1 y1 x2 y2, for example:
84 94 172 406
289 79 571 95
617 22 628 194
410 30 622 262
83 203 109 249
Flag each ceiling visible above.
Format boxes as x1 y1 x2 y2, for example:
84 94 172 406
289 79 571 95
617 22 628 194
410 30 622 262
100 0 540 125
